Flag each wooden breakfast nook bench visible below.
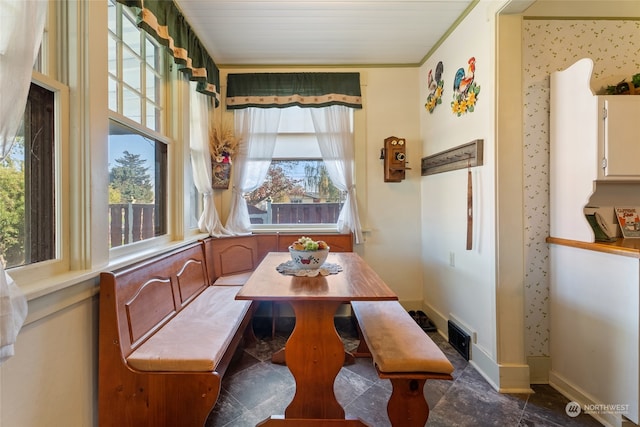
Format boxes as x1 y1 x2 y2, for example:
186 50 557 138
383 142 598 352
351 300 455 427
98 242 253 427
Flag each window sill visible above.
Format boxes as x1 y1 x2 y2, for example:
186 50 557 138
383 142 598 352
15 234 209 302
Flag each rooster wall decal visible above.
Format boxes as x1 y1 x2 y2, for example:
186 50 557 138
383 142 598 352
428 61 444 92
451 57 480 116
428 69 436 92
453 57 476 96
425 61 444 113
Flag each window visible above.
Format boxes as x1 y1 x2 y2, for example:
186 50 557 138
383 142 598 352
0 83 56 268
108 0 163 132
108 120 167 248
108 0 169 248
246 107 347 227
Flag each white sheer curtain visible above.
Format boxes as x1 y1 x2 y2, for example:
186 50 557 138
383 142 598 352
189 85 229 236
310 105 363 243
0 0 46 160
0 0 47 365
225 108 281 234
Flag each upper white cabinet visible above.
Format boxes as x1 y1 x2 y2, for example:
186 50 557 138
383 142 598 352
550 58 640 242
599 96 640 179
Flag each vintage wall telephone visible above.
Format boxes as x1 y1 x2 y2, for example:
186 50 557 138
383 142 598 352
381 136 410 182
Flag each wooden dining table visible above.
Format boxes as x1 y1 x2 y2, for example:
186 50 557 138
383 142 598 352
235 251 398 426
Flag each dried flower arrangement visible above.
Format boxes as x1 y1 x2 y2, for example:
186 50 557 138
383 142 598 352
605 73 640 95
209 118 240 164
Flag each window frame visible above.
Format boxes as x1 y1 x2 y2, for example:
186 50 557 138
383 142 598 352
107 0 175 257
107 115 169 250
7 71 70 283
108 0 164 134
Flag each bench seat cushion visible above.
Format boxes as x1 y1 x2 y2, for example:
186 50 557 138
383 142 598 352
352 300 454 375
127 286 250 372
213 271 252 286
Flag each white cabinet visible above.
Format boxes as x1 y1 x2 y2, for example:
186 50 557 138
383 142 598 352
550 58 599 242
599 96 640 179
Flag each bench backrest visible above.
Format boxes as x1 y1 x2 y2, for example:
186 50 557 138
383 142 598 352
100 242 209 358
274 233 354 253
201 233 353 284
202 236 259 284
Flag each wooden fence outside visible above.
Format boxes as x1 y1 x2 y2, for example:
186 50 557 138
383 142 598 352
250 202 343 225
109 202 342 246
108 203 156 248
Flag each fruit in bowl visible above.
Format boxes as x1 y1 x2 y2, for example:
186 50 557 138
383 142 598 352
289 236 330 269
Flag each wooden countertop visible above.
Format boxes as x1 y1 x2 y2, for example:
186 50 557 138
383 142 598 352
546 236 640 258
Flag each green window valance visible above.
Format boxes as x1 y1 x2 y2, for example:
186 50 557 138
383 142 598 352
226 73 362 109
117 0 220 106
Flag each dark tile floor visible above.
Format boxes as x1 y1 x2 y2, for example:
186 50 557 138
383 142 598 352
206 316 602 427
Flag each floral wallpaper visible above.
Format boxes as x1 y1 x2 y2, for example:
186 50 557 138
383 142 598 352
523 20 640 357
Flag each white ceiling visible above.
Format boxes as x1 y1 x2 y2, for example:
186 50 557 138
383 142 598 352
173 0 476 67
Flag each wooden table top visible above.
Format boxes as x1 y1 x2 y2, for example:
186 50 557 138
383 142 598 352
236 252 398 302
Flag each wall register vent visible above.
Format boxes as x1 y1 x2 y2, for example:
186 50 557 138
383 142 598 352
448 320 470 361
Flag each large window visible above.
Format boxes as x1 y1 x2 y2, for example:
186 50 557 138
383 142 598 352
108 0 168 248
246 107 346 227
0 83 56 268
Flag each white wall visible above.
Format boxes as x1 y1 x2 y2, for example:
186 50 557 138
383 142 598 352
1 288 99 427
356 67 423 304
419 0 498 365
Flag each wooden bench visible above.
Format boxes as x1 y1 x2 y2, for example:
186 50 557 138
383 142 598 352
98 242 254 427
351 300 455 427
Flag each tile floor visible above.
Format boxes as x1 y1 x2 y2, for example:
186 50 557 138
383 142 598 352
205 316 602 427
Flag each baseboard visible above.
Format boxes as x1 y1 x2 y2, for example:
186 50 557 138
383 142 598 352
423 302 532 393
549 370 632 427
527 356 550 384
421 302 449 334
468 343 500 390
497 363 533 393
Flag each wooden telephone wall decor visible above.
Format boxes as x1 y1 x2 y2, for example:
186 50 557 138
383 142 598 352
381 136 411 182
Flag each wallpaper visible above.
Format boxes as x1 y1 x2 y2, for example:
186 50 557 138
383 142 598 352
523 20 640 357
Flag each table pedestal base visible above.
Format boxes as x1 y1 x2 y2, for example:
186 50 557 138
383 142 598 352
272 348 355 366
258 415 368 426
284 300 345 418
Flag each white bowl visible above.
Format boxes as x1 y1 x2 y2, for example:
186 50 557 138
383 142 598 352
288 246 330 269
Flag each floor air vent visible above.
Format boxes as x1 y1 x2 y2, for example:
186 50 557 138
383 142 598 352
448 320 470 361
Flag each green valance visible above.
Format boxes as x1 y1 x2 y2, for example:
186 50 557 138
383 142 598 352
117 0 220 106
226 73 362 109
